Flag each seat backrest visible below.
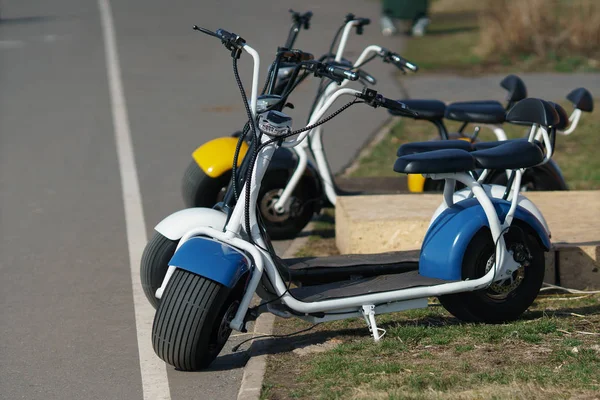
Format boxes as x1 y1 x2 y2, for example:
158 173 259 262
549 102 569 131
505 98 560 128
500 74 528 108
566 87 594 112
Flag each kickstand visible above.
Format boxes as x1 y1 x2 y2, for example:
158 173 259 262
361 305 386 342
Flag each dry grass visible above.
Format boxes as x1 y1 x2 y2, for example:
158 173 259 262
261 295 600 400
406 0 600 72
478 0 600 68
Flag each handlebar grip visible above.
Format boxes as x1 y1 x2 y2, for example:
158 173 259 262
356 17 371 26
303 11 314 20
325 65 359 81
380 97 418 116
390 53 418 72
215 28 234 41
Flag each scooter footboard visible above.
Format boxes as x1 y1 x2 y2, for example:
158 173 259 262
420 198 551 281
168 236 250 288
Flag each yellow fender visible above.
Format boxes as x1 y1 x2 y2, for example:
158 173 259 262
192 137 249 178
407 137 473 193
407 174 426 193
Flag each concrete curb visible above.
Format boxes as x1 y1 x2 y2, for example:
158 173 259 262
236 230 314 400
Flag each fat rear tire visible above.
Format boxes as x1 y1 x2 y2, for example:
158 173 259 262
487 167 567 191
439 222 545 323
140 232 178 309
182 160 232 208
152 269 240 371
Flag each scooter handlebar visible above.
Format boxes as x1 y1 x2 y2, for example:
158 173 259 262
357 69 377 85
325 65 359 82
390 53 418 72
380 97 417 116
357 88 418 116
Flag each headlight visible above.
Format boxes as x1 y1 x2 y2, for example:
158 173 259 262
258 110 293 138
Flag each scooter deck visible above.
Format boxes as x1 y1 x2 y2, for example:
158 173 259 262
289 270 455 302
284 250 420 286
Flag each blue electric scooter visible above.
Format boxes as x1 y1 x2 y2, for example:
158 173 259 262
149 26 561 371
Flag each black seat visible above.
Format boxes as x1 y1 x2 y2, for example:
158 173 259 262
472 138 542 151
500 74 528 105
471 140 544 170
505 98 560 127
397 139 472 156
566 87 594 112
445 100 506 124
389 99 446 120
394 149 475 174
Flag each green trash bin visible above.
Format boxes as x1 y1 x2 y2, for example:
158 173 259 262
382 0 429 21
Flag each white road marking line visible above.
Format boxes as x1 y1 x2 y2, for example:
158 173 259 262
97 1 171 399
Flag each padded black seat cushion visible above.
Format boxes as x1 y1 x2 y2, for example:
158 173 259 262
445 100 506 124
471 141 544 170
389 99 446 120
394 149 475 174
472 138 542 151
397 140 472 156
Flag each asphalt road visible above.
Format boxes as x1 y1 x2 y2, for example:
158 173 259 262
0 1 407 399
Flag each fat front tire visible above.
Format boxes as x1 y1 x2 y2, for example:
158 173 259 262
140 233 178 309
439 223 545 323
152 269 239 371
182 160 232 208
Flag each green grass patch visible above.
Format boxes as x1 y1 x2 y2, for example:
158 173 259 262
402 10 483 74
293 209 339 258
262 295 600 400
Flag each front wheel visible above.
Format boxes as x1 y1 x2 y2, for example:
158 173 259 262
182 160 232 208
152 269 241 371
140 232 178 309
438 222 545 323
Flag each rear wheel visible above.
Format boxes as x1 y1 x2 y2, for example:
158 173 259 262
182 160 231 208
487 167 566 191
152 269 242 371
439 222 545 323
140 233 178 309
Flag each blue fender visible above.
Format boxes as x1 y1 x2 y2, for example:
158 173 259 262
419 197 551 281
169 237 250 288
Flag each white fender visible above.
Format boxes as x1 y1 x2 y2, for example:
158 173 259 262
154 207 228 241
429 184 551 237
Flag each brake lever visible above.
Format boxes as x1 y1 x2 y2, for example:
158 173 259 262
192 25 246 59
193 25 219 39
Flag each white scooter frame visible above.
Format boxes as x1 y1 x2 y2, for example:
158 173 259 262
271 29 586 213
157 41 553 342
